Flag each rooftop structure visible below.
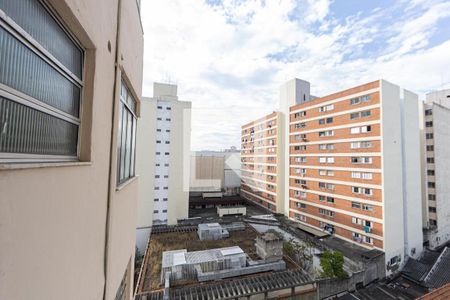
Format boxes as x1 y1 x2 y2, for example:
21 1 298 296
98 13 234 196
161 245 286 286
197 223 230 240
255 231 284 262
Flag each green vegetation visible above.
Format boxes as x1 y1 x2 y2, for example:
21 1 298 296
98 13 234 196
283 238 313 269
319 250 347 279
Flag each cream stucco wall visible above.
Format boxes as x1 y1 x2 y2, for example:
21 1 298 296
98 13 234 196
167 99 191 225
0 0 143 300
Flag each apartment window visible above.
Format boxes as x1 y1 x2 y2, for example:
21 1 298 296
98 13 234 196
295 213 307 222
294 157 307 163
155 163 160 166
319 182 335 190
157 129 161 132
428 182 435 188
361 110 372 117
319 208 334 217
426 133 434 139
319 157 334 164
319 104 334 112
319 195 326 201
153 210 158 213
428 194 436 200
163 198 168 201
156 140 161 144
165 152 170 155
427 170 435 176
166 129 170 133
351 157 372 164
352 202 361 209
166 118 171 121
350 95 371 105
295 123 306 129
364 236 373 244
164 163 169 167
0 1 85 162
428 206 436 213
157 106 162 109
162 209 167 213
327 197 335 203
425 109 433 116
318 117 333 124
155 175 160 178
362 204 373 212
163 186 168 190
350 127 360 134
319 130 334 137
319 143 335 150
157 117 162 121
166 107 171 110
427 157 434 163
426 145 434 151
425 121 433 127
156 152 160 155
350 112 360 119
351 125 372 134
429 219 437 226
154 187 159 190
165 141 170 144
117 80 138 184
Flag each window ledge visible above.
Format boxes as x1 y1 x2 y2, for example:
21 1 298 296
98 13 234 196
116 175 139 191
0 161 92 170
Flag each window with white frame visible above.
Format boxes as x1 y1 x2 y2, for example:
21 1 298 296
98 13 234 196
0 0 84 162
117 80 137 184
353 171 373 180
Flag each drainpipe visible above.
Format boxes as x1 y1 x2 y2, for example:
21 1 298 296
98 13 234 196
103 0 122 299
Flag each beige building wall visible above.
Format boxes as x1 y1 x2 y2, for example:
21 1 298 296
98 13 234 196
190 155 225 192
167 96 191 225
138 83 191 226
0 0 143 300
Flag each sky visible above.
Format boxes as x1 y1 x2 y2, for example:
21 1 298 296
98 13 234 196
141 0 450 151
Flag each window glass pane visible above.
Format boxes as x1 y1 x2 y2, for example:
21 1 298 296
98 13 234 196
124 110 132 179
130 118 136 176
120 105 127 181
0 96 77 155
0 0 83 78
0 27 81 117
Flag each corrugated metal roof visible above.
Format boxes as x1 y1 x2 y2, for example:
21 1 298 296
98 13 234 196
424 247 450 288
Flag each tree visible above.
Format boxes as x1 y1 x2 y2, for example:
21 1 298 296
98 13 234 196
319 250 347 279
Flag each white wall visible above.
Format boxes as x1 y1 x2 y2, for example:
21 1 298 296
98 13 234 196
380 80 406 274
431 104 450 247
401 89 423 258
279 79 311 214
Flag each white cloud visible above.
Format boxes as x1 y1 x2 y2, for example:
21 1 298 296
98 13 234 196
141 0 450 151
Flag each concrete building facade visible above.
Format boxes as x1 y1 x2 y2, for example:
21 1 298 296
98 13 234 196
241 79 424 275
0 0 143 299
241 112 285 213
136 83 191 234
422 89 450 249
190 147 241 195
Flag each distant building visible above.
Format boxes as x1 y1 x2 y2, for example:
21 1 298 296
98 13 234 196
241 112 285 213
0 0 143 299
422 89 450 249
241 78 424 275
190 147 241 195
136 83 191 252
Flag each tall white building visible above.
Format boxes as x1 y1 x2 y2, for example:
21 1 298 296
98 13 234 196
423 89 450 249
136 83 191 252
